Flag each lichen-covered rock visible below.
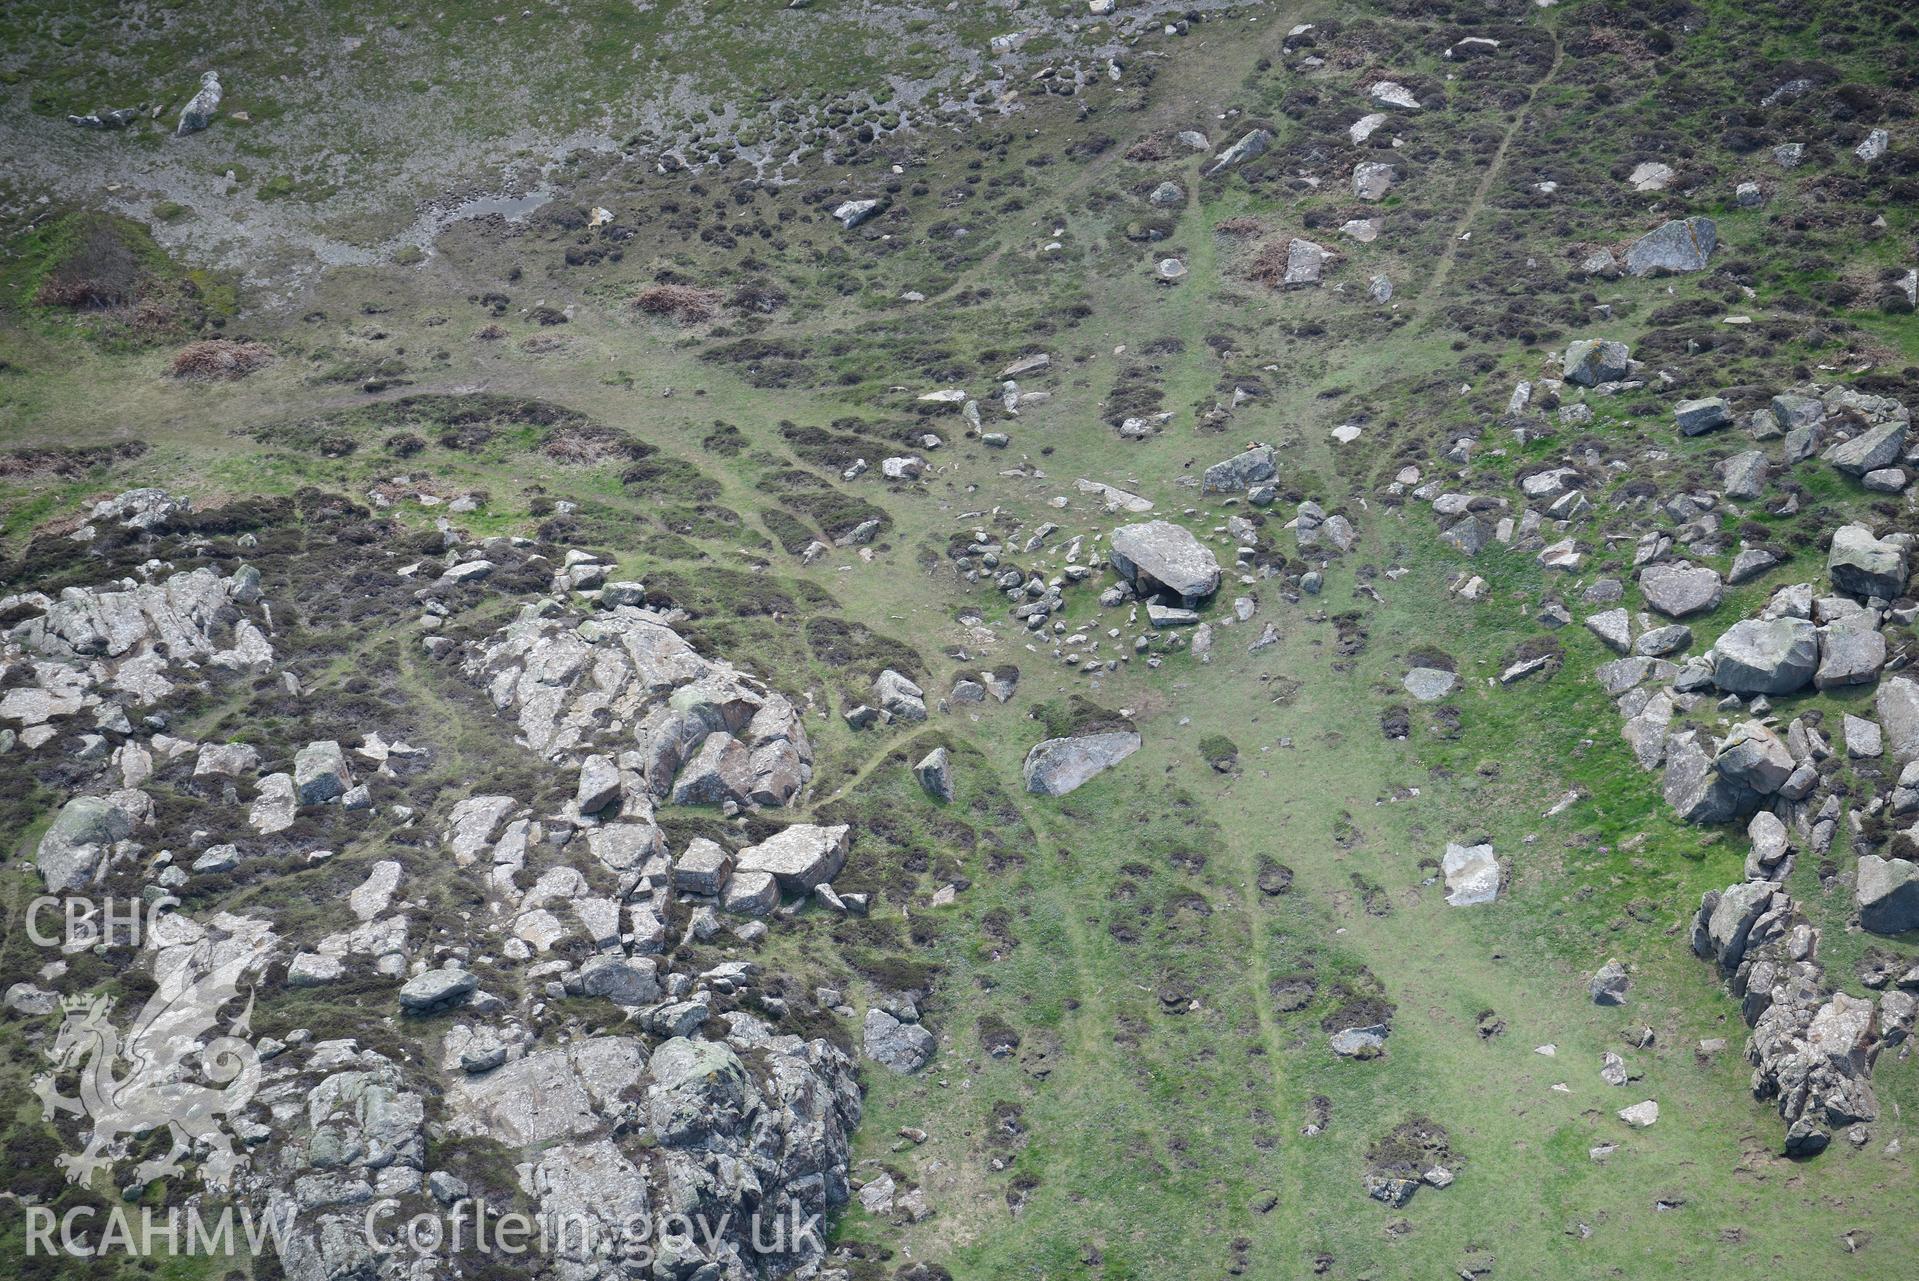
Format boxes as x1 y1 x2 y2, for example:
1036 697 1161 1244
34 794 137 891
1827 524 1906 600
1857 855 1919 934
1824 422 1907 478
735 823 850 893
1023 730 1142 796
1108 521 1221 605
463 603 812 807
914 746 954 801
863 1008 934 1073
1639 562 1723 618
176 71 222 135
1562 339 1631 387
1202 446 1277 494
1625 216 1716 276
1709 618 1819 695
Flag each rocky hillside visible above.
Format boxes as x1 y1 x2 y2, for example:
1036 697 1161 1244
2 1 1918 1279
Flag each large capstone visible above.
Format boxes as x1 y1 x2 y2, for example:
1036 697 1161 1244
1109 521 1221 606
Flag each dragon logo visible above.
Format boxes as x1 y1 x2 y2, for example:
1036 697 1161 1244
33 921 270 1192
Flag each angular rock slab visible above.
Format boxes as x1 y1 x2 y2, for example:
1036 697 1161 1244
1639 562 1722 618
735 823 850 894
1828 524 1906 600
1023 730 1142 796
1709 617 1818 695
1109 521 1221 606
1625 217 1716 276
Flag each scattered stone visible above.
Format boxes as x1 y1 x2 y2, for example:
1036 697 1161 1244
1402 667 1457 703
1628 161 1675 192
735 824 851 894
176 71 223 135
1709 618 1818 695
1617 1100 1659 1128
1353 161 1396 201
398 966 477 1013
833 198 884 229
1675 397 1732 435
1368 81 1421 111
1828 524 1906 600
1857 856 1919 934
1205 128 1272 175
1331 1025 1388 1058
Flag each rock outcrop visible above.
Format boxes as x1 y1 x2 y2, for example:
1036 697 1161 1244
464 602 812 808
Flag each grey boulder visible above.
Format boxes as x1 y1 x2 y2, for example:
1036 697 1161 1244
1857 856 1919 934
293 740 353 805
1676 398 1732 435
1109 521 1221 606
1625 217 1716 276
1715 721 1796 795
35 795 136 892
863 1008 934 1073
1709 617 1818 694
399 967 477 1013
1441 843 1499 906
1639 562 1723 618
1205 128 1272 175
1828 524 1906 600
1878 676 1919 764
832 199 884 229
1665 731 1761 823
1562 339 1631 387
1023 730 1142 796
1202 446 1277 494
1816 628 1886 689
735 823 850 893
873 669 928 722
914 747 954 801
1824 422 1907 477
1590 960 1629 1005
